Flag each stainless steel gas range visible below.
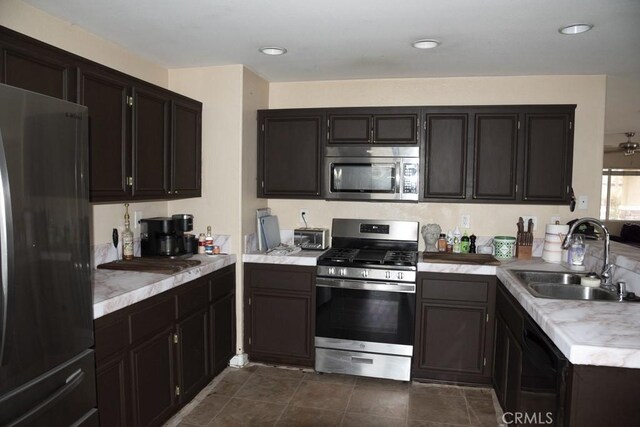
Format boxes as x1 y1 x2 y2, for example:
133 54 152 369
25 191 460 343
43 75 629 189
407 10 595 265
315 218 419 381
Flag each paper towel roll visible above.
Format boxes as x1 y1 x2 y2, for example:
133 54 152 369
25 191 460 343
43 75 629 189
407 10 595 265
542 224 570 263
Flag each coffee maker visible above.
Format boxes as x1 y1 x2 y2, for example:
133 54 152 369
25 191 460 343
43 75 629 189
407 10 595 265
140 214 195 257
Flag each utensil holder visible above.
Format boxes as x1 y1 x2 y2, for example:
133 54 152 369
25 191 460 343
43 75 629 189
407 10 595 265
517 244 532 259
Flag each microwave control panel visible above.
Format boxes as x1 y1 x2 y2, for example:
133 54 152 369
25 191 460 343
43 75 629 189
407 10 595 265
402 163 419 194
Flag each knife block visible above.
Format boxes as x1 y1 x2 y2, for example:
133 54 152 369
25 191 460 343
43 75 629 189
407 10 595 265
517 244 532 260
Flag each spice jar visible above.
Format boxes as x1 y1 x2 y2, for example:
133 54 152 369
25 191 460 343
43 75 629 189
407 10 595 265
437 234 447 252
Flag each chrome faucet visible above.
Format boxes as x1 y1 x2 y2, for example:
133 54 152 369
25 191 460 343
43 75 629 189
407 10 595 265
562 217 615 291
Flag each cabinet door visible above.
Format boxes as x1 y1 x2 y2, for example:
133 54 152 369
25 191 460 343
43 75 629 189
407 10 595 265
328 114 371 144
373 114 418 144
417 302 488 375
493 314 509 408
0 41 75 101
176 309 210 404
79 68 131 202
472 113 519 200
130 329 176 427
96 353 129 427
171 99 202 198
259 112 323 197
522 113 573 202
248 289 313 365
132 85 170 199
211 293 235 376
423 113 468 199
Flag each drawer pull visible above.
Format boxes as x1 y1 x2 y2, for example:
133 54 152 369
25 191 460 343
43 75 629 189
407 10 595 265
351 356 373 365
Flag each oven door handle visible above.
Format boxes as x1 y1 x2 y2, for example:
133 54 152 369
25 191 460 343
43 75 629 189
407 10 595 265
316 277 415 293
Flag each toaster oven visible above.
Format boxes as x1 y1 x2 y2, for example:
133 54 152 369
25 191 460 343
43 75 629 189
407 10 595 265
294 228 329 250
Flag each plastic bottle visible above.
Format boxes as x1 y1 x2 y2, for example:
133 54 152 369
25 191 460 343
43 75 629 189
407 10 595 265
122 203 134 260
198 233 206 254
437 233 447 252
453 227 461 253
205 226 214 255
460 231 470 253
570 234 586 266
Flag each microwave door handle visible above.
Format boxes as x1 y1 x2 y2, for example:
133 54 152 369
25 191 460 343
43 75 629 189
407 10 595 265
396 162 402 194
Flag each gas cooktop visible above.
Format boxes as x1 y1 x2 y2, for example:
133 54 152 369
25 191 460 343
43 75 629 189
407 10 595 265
318 248 417 267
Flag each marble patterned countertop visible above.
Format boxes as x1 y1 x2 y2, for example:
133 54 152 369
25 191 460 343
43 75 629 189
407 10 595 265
242 250 326 266
92 254 236 319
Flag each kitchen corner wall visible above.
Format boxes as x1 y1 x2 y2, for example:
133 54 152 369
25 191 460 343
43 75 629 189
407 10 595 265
267 75 607 247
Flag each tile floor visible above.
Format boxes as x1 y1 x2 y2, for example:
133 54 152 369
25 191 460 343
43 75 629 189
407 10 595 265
166 365 502 426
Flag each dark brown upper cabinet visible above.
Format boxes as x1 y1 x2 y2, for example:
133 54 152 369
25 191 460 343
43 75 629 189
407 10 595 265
0 26 202 203
522 112 573 203
472 113 519 201
0 29 76 102
327 108 419 145
258 109 324 198
421 105 574 204
423 112 469 199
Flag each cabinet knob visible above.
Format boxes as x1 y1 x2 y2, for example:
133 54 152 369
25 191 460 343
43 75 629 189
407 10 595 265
175 190 179 194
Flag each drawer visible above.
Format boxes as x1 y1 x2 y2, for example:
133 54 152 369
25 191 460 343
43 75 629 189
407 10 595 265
212 268 235 302
94 316 129 363
246 264 313 293
176 276 209 318
129 296 174 343
421 277 489 303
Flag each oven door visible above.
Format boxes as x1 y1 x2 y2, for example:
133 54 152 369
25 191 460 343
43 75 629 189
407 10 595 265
315 277 416 351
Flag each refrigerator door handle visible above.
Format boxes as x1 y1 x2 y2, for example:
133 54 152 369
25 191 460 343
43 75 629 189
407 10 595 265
5 369 85 427
0 130 13 366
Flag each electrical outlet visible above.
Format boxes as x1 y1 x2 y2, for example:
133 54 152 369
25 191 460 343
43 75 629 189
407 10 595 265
461 214 471 229
299 209 309 227
522 216 538 231
134 211 143 230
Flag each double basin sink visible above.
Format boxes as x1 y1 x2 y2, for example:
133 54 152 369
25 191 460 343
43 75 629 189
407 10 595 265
512 270 619 301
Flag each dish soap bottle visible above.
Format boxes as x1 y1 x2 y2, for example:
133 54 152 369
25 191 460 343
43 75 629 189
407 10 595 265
460 231 470 253
122 203 134 260
453 227 462 253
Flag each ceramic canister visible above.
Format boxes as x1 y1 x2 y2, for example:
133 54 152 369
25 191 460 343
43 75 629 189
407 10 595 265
493 236 516 259
542 223 570 263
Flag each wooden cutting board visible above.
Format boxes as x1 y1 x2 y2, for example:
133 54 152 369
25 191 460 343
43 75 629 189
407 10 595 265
422 252 501 265
97 257 201 274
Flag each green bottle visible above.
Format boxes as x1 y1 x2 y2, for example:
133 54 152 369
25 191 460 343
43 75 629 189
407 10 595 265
460 231 470 254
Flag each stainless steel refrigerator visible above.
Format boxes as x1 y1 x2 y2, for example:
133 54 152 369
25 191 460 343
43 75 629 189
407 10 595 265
0 84 97 426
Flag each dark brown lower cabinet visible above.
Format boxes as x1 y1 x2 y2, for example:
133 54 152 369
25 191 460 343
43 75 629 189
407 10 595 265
494 280 640 426
244 263 315 367
412 272 496 384
94 264 235 426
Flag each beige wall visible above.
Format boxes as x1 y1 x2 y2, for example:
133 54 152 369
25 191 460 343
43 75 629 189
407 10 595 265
268 76 607 245
603 151 640 169
0 0 171 245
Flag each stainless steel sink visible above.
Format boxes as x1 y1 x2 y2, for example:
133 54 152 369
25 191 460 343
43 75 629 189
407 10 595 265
511 270 620 301
527 283 618 301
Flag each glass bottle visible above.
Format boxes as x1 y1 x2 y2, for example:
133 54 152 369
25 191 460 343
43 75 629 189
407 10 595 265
205 226 214 255
437 233 447 252
198 233 206 254
122 203 134 260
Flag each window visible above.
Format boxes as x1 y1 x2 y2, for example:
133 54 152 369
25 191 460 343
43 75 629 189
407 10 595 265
601 169 640 220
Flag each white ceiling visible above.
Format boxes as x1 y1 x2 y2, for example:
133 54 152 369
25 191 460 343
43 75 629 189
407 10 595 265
24 0 640 142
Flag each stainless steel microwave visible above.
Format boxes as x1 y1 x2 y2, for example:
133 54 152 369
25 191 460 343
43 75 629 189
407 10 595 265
324 147 419 201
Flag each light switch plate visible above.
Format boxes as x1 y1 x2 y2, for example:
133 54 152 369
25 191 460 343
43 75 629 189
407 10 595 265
134 211 142 229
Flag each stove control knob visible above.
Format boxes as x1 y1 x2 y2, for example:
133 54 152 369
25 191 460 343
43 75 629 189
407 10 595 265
340 268 348 276
328 267 336 275
397 272 404 280
361 270 369 278
385 271 391 279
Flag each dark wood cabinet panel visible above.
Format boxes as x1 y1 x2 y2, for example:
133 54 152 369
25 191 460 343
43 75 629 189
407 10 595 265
132 85 171 198
130 328 176 427
245 263 315 367
522 113 573 202
413 272 495 385
79 69 131 202
258 111 323 198
212 293 235 376
177 309 210 403
472 114 518 200
423 114 468 199
96 354 128 427
328 115 371 144
417 303 487 374
374 114 418 144
171 99 202 198
0 42 75 101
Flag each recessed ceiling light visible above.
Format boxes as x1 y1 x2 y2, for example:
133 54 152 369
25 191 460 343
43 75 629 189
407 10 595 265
411 39 441 49
259 46 287 56
559 23 593 35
